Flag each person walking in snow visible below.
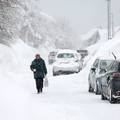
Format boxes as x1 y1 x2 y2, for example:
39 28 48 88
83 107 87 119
30 54 47 94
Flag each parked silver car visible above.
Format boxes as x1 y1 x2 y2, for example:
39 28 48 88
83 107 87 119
88 58 113 94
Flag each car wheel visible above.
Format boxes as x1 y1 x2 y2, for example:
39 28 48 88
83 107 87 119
109 89 116 104
101 86 107 100
53 72 56 76
88 83 94 92
94 82 100 95
101 91 107 100
101 94 106 100
53 69 58 76
53 72 58 76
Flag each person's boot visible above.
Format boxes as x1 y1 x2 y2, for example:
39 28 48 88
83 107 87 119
40 88 43 93
37 89 40 94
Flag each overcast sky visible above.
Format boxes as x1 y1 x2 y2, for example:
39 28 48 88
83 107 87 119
39 0 120 34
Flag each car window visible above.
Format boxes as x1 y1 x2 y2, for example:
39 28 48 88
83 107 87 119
93 59 99 68
100 60 113 69
98 60 113 74
118 62 120 71
108 61 118 72
57 53 74 59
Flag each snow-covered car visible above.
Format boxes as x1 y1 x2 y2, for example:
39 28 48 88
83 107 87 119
88 58 113 94
48 51 58 64
52 50 82 76
101 60 120 103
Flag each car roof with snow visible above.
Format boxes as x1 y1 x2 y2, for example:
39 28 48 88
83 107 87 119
95 57 116 61
57 49 77 54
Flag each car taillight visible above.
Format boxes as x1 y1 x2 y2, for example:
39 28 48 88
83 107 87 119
112 72 120 77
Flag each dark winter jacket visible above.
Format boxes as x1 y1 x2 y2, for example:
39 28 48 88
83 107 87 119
30 58 47 79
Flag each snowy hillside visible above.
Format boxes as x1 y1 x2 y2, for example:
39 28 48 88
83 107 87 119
79 27 120 64
79 27 120 50
92 30 120 60
0 0 78 50
79 28 108 49
1 29 120 120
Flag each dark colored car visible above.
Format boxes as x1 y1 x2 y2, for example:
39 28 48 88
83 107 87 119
101 60 120 103
88 59 113 95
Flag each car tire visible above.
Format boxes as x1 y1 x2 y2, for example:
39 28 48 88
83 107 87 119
109 89 116 104
101 92 107 100
53 69 58 76
101 86 107 100
94 82 100 95
88 83 94 92
101 94 105 100
53 72 58 76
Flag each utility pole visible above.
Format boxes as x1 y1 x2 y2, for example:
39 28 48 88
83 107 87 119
106 0 113 40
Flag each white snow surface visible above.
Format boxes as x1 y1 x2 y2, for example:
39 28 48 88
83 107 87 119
1 30 120 120
79 27 120 49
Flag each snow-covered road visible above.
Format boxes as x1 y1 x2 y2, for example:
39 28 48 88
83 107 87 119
0 64 120 120
1 67 120 120
23 72 120 120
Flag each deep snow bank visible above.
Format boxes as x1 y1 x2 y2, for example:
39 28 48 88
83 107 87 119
0 39 49 92
79 28 107 49
79 27 120 49
81 30 120 84
0 39 50 119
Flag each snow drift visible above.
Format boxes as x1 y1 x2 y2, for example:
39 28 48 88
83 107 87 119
82 28 120 85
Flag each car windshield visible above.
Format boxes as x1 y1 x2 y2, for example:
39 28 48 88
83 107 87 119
114 62 120 72
57 53 74 59
100 60 113 69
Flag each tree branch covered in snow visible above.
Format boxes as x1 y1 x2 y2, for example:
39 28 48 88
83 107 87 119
0 0 79 49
